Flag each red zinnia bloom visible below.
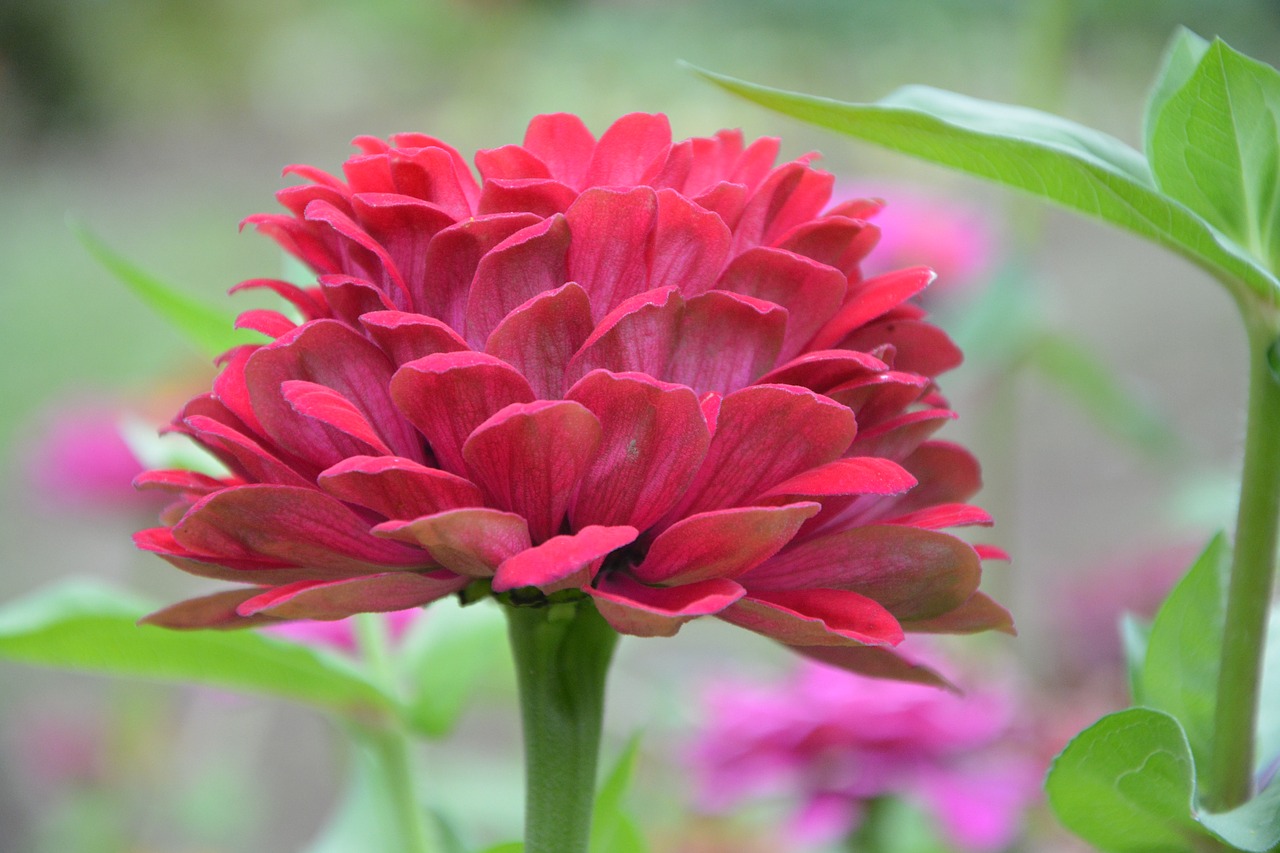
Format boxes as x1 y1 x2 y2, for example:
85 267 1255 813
135 113 1010 684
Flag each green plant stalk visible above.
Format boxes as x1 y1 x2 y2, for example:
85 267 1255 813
354 613 440 853
1207 317 1280 811
506 599 618 853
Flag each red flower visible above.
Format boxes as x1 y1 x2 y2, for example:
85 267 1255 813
136 114 1010 684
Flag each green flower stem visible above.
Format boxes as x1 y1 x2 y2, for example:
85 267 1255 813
505 599 619 853
354 613 440 853
1207 320 1280 811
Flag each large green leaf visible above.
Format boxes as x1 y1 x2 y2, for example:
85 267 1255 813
1141 533 1231 783
70 220 254 357
689 66 1279 308
1045 708 1205 852
1150 38 1280 272
1143 28 1211 156
1199 770 1280 852
0 580 393 717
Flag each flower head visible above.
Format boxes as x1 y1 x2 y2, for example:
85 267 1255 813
689 656 1042 851
135 113 1009 682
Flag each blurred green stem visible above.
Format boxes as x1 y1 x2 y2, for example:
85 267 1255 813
506 599 618 853
355 613 440 853
1207 317 1280 811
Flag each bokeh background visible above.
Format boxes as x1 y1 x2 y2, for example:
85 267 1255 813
3 1 1279 850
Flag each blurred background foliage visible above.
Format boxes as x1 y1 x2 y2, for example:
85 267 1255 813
3 1 1280 850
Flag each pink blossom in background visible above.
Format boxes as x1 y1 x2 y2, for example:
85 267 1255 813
262 607 421 654
690 655 1042 851
22 400 153 511
834 184 1002 301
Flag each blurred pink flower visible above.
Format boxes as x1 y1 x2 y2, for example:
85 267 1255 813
22 400 152 511
263 607 421 654
834 184 1001 300
690 655 1041 851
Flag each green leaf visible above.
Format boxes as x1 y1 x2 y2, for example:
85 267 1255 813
1199 770 1280 852
590 737 649 853
69 219 255 356
1150 39 1280 272
398 597 510 738
476 844 523 853
1045 707 1206 852
1120 612 1152 704
1143 28 1211 156
1256 607 1280 772
0 580 394 717
304 734 403 853
688 65 1280 308
1141 533 1231 784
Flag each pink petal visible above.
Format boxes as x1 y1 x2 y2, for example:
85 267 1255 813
809 267 935 351
317 273 398 326
584 113 672 187
318 455 484 520
714 247 847 360
230 278 327 322
464 214 571 346
236 571 466 620
566 286 682 384
418 213 542 329
566 370 710 530
281 380 393 456
390 351 535 476
587 575 745 637
664 291 787 395
477 178 579 218
243 213 339 275
140 588 280 630
741 525 981 622
374 507 530 577
133 469 229 499
760 457 917 501
359 310 470 365
775 215 879 276
566 187 658 319
646 188 732 294
182 412 315 488
492 524 639 593
838 318 963 378
733 161 834 251
350 193 458 312
303 199 411 307
173 485 428 574
523 113 596 189
461 400 602 543
235 309 296 339
720 588 904 646
632 503 819 585
882 503 992 530
485 283 595 400
475 144 552 182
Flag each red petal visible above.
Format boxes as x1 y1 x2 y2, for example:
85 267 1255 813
461 400 602 543
492 525 638 593
757 349 889 393
485 283 594 399
317 273 398 326
795 644 953 689
838 318 963 378
587 575 745 637
464 214 571 346
566 286 682 385
646 188 732 294
281 380 393 456
475 144 552 182
230 278 327 322
350 193 458 312
523 113 596 189
809 267 935 351
881 503 992 530
664 291 787 395
236 571 465 620
720 588 903 646
418 213 542 329
566 187 658 320
848 408 955 461
566 370 710 530
715 247 847 360
633 503 819 585
235 309 295 339
304 199 411 307
140 588 279 630
182 413 314 487
584 113 672 187
775 215 878 277
134 469 230 498
318 455 483 520
374 507 530 577
903 591 1014 635
761 457 917 501
390 351 535 476
359 310 470 365
733 161 834 251
477 178 579 218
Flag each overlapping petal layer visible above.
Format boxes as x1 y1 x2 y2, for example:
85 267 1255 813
137 113 1009 684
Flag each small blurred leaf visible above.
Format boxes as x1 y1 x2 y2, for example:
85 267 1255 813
1024 332 1180 457
0 580 393 717
1150 38 1280 271
689 65 1279 307
304 735 402 853
399 597 510 738
476 844 523 853
1199 770 1280 851
1119 612 1152 703
70 219 254 356
1143 28 1211 155
590 736 649 853
1141 533 1230 784
1045 707 1204 852
1258 608 1280 772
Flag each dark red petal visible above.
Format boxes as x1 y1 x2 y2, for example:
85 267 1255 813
359 310 470 365
477 178 579 218
664 291 787 395
318 273 398 326
464 214 571 346
756 349 889 393
304 199 411 307
390 351 535 476
587 575 745 637
281 380 393 456
903 591 1014 635
236 571 466 620
733 161 834 252
809 267 935 351
140 588 279 630
318 455 483 520
895 441 983 509
566 370 710 530
794 644 953 689
566 187 658 319
566 286 682 385
183 413 315 487
775 215 879 277
848 408 955 462
173 485 427 573
632 503 819 585
584 113 672 187
133 469 230 498
741 525 981 622
373 507 530 578
671 384 857 518
523 113 596 189
714 247 847 360
418 213 542 329
485 283 594 400
350 193 458 311
461 400 602 543
720 588 903 646
491 525 639 593
838 318 963 378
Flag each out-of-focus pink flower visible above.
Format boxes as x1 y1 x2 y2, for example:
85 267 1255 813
263 607 420 654
22 401 152 511
835 183 1001 300
135 113 1008 684
690 656 1042 851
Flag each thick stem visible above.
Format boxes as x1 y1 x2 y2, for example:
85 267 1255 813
505 600 618 853
1206 325 1280 810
